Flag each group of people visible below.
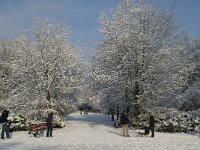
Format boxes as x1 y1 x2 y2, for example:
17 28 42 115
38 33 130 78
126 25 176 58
120 111 155 137
1 109 54 139
79 105 92 115
2 108 155 139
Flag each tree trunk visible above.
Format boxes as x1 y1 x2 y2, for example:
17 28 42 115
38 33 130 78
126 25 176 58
133 82 141 129
47 90 51 108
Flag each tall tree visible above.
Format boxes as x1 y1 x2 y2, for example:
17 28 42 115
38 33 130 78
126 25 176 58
0 39 14 109
93 0 193 117
174 37 200 111
0 19 83 118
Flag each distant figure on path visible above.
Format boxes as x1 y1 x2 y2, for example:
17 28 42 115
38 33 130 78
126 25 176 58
111 109 114 121
79 107 83 114
126 106 130 115
1 109 10 139
116 104 119 120
46 112 53 137
149 115 155 137
120 111 130 137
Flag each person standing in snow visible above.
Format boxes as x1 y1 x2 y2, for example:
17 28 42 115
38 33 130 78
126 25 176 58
120 111 130 137
126 106 130 115
1 109 10 139
111 109 114 121
116 104 119 120
46 112 53 137
149 115 155 137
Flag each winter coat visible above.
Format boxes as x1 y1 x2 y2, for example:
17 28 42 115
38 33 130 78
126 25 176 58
46 112 53 127
120 113 129 125
145 126 150 135
1 110 9 123
149 116 155 128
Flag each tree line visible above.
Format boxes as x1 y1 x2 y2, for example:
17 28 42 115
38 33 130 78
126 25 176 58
0 0 200 120
91 0 200 117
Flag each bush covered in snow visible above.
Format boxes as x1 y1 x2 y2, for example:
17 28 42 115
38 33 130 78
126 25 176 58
7 109 67 131
8 115 29 131
53 114 66 128
134 108 200 134
26 109 66 128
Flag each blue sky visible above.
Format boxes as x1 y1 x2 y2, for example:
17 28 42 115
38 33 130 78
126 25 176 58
0 0 200 56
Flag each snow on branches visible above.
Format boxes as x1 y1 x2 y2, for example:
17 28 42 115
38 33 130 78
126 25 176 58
93 0 194 113
0 19 83 118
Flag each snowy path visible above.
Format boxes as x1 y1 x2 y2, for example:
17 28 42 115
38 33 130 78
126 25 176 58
0 112 199 150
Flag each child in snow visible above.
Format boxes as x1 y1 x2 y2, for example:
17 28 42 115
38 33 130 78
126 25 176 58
139 125 150 137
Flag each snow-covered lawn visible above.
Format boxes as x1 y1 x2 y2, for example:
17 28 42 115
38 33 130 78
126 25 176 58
0 112 199 150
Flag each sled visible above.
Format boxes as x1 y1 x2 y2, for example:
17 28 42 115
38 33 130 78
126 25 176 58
28 122 46 138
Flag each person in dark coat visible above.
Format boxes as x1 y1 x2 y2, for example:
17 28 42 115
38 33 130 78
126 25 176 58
149 115 155 137
111 109 114 121
120 111 130 137
116 105 119 120
1 109 10 139
46 112 53 137
126 106 130 115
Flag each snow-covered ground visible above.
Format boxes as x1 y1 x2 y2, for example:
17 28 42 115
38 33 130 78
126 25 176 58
0 112 199 150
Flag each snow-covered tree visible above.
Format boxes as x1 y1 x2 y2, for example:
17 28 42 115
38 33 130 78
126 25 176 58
0 19 83 118
173 37 200 111
0 39 14 109
92 0 193 117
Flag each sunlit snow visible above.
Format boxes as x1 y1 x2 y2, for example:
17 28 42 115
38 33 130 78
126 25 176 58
0 112 199 150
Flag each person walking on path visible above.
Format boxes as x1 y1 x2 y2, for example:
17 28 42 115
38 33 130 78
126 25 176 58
46 112 53 137
120 111 130 137
1 109 10 139
111 109 114 121
126 106 130 116
149 115 155 137
116 104 119 120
